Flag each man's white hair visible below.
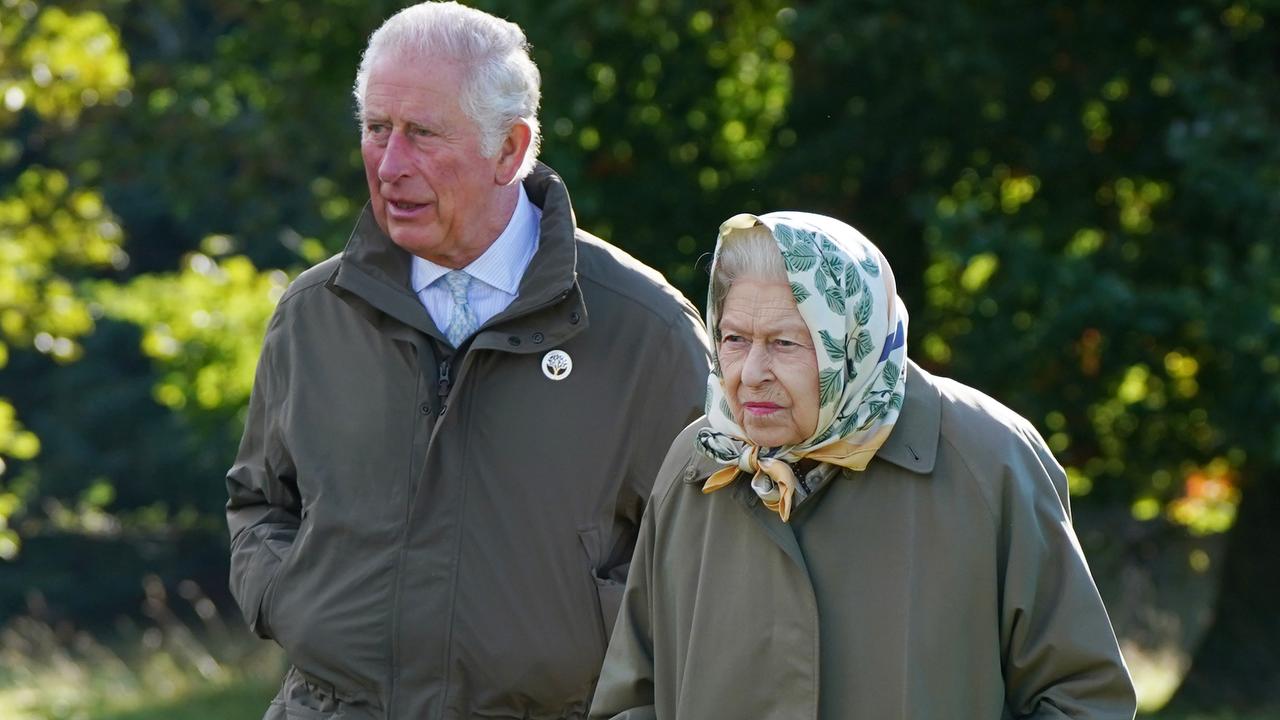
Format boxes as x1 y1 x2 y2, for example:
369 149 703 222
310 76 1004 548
354 1 542 180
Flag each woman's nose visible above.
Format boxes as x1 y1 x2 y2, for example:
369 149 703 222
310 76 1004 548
741 342 773 386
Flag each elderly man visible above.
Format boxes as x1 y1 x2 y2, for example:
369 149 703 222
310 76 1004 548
225 3 709 718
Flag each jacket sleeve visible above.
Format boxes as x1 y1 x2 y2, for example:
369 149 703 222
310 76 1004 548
226 308 300 640
589 488 659 720
601 308 710 588
1000 425 1137 719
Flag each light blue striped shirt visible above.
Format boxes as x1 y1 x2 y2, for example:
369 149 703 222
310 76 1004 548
410 184 541 339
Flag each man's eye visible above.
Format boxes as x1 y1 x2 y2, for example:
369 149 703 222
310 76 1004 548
721 334 745 344
410 126 434 137
365 123 389 135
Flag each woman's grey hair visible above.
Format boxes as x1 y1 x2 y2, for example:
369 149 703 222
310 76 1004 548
710 223 789 327
353 1 542 179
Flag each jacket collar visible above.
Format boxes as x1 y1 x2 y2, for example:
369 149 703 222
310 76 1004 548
874 360 939 474
676 361 941 574
326 163 588 352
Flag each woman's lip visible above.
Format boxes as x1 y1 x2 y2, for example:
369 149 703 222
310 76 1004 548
744 402 782 415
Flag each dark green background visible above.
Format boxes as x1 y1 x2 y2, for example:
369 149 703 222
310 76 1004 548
1 0 1277 712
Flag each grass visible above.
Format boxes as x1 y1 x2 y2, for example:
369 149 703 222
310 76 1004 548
96 682 276 720
1146 707 1280 712
1 575 1276 720
0 577 282 720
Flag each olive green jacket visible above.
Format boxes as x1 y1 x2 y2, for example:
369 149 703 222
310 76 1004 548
226 164 710 719
590 361 1136 720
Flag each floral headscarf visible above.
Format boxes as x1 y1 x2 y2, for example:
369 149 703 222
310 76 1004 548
697 212 909 521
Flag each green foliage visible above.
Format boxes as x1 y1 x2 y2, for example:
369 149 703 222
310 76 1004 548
0 166 126 361
758 1 1279 536
0 2 134 559
92 252 288 415
0 11 1275 710
0 4 131 126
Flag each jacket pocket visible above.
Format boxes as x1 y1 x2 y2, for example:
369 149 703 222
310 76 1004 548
273 702 341 720
270 666 368 720
228 520 297 641
577 527 625 649
252 531 296 639
593 574 625 640
258 507 315 655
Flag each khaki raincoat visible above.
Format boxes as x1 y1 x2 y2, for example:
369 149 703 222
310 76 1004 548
591 361 1136 720
227 164 710 719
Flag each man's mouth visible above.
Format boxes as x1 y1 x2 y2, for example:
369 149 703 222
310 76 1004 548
386 200 430 219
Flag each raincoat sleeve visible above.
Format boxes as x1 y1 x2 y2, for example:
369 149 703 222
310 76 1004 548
589 482 660 720
1000 425 1137 719
225 308 300 640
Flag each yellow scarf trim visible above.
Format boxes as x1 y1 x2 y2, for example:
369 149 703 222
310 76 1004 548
701 425 892 522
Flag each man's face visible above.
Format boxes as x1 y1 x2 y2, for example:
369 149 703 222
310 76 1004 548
360 52 511 267
717 278 820 447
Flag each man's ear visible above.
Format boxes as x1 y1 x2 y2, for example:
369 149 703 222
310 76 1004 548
494 121 533 185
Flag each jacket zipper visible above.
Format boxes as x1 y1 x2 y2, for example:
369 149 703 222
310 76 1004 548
437 357 451 413
411 288 575 714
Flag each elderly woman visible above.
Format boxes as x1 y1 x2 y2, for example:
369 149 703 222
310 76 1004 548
589 212 1136 719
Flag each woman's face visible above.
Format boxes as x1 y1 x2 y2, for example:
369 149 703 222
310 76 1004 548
718 278 820 447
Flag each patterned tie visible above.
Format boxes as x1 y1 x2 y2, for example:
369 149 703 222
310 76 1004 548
443 270 478 347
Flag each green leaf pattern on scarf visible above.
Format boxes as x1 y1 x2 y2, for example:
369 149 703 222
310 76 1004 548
818 368 843 406
882 360 900 390
820 330 845 361
854 290 873 326
853 329 874 362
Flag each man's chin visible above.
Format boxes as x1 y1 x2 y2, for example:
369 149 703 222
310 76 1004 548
388 229 436 253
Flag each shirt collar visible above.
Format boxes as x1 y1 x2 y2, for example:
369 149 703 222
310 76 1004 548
410 183 541 295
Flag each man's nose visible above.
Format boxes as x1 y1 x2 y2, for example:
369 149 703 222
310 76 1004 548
741 342 773 386
377 130 412 183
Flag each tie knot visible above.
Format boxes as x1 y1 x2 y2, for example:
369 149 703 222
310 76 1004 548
444 270 471 304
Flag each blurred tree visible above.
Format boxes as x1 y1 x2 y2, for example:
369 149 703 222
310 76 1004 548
0 0 797 616
761 0 1279 707
0 1 132 558
1 0 1278 708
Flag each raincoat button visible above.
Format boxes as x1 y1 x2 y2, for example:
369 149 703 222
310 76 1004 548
569 311 581 324
683 467 697 481
532 332 545 343
419 403 431 415
508 336 522 347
